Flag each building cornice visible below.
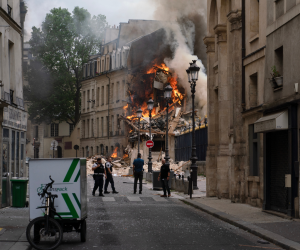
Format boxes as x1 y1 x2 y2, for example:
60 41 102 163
227 10 242 31
0 7 22 34
214 24 227 43
203 36 215 53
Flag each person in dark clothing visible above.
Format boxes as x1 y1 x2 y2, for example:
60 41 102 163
158 159 171 197
133 153 144 194
92 158 106 196
104 157 119 194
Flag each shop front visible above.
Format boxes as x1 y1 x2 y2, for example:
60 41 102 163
255 106 298 217
1 106 27 208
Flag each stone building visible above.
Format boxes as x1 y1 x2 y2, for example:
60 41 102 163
80 20 165 159
205 0 300 217
0 0 27 208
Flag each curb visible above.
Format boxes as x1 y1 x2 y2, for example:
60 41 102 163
182 199 300 250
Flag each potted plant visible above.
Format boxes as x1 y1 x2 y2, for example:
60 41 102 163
270 66 283 87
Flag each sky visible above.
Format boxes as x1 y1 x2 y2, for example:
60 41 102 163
24 0 156 41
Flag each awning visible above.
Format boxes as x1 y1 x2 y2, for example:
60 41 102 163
254 110 288 133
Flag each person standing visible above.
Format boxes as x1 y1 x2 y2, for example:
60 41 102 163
104 157 119 194
133 153 144 194
92 158 106 196
158 159 171 197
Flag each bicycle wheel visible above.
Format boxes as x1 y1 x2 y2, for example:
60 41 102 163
26 217 63 250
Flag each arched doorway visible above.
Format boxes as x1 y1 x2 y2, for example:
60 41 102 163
57 146 62 158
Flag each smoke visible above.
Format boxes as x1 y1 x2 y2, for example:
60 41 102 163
152 0 207 116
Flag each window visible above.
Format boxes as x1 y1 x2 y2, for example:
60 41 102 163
250 0 259 35
87 90 90 108
82 147 84 157
82 91 85 109
87 119 90 138
7 4 12 17
91 147 93 156
106 116 109 137
116 82 120 101
51 124 59 137
249 73 258 107
9 41 15 92
69 124 74 135
276 0 284 19
97 118 99 137
97 87 100 106
82 120 85 138
111 83 114 103
101 86 104 105
101 117 104 137
123 80 126 98
96 146 99 154
106 85 109 104
249 124 259 176
91 119 94 137
92 89 95 107
275 46 283 77
102 60 104 72
111 115 114 134
65 142 72 150
86 146 89 157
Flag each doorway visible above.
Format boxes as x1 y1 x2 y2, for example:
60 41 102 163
57 146 62 158
266 131 289 213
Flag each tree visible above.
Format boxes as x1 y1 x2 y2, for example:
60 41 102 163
24 7 107 125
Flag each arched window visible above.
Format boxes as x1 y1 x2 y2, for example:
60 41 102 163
82 147 84 157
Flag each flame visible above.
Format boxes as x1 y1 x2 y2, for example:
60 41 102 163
123 153 129 159
111 147 118 158
124 63 184 120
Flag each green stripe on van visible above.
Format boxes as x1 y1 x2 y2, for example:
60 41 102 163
63 159 79 182
61 193 79 218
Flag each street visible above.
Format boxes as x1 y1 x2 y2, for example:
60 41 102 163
0 176 281 250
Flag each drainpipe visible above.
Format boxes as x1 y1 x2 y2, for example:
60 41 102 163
242 0 246 110
106 72 110 140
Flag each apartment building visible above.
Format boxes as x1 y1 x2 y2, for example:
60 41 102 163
0 0 27 208
205 0 300 217
80 20 164 158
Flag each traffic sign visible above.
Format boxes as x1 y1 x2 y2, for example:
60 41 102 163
51 140 58 147
146 140 154 148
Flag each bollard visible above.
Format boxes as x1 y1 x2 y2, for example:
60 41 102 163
188 170 193 199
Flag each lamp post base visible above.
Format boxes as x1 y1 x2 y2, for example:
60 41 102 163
191 162 198 190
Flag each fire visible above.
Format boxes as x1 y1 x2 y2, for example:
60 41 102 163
124 63 184 120
123 153 129 159
111 147 118 158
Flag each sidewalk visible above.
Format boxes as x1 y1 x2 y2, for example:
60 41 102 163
176 178 300 250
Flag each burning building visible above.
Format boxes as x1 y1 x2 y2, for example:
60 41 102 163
80 19 207 167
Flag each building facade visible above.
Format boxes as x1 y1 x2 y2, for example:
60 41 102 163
205 0 300 217
80 20 165 159
0 0 27 208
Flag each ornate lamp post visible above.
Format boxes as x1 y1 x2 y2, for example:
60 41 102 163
136 108 143 155
186 60 200 189
147 99 154 172
164 84 173 168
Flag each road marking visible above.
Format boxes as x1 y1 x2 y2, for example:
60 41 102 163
153 196 168 202
127 197 142 202
102 197 115 202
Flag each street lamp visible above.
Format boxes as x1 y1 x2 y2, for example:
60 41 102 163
186 60 200 190
147 98 154 172
164 84 173 169
136 107 143 155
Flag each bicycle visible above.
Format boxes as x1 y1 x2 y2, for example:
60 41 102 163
26 176 63 250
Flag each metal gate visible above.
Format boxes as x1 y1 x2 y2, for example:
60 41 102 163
266 131 289 213
175 127 208 162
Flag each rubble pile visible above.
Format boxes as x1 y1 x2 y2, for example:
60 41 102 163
86 155 131 176
121 107 207 139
